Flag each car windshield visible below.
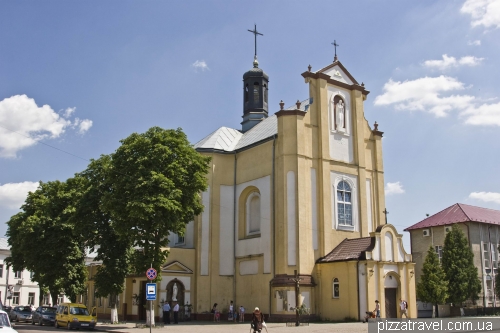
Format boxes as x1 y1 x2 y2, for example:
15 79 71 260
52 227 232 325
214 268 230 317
41 307 57 313
0 313 10 327
70 307 89 316
16 307 31 312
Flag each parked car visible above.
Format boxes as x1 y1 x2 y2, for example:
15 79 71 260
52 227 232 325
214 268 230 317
55 303 96 330
31 306 57 326
2 306 12 315
0 309 18 333
8 306 32 323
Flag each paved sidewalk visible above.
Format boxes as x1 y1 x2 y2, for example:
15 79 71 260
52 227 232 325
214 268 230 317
96 321 369 333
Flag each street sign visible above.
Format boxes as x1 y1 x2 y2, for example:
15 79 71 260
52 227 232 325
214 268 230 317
146 283 156 301
146 267 157 280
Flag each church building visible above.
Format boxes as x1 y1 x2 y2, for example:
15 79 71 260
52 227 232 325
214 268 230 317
88 39 416 322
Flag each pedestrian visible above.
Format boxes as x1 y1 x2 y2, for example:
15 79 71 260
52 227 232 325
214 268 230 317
228 300 235 322
239 305 245 322
399 299 408 318
251 307 264 333
374 300 380 318
212 303 219 322
162 302 170 324
173 301 179 324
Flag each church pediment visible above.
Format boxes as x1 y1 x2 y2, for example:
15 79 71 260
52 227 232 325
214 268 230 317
317 61 358 85
161 260 193 274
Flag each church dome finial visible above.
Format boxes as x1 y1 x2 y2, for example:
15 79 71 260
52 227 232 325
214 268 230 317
253 55 259 68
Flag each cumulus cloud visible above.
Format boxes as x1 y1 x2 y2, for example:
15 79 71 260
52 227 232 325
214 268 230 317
423 54 484 70
385 182 405 195
72 118 93 134
191 60 209 72
374 76 475 117
461 0 500 29
0 95 92 157
469 191 500 204
468 39 481 46
460 101 500 126
0 181 39 209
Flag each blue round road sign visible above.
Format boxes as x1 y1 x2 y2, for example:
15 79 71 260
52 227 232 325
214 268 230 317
146 268 157 280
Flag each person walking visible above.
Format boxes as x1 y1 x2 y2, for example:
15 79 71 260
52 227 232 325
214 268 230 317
374 300 380 318
173 301 179 324
251 307 264 333
229 301 235 322
399 299 408 318
239 305 245 322
162 302 171 324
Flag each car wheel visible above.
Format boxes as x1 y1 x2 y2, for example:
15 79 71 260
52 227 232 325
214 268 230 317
16 316 19 322
55 320 59 329
32 318 35 325
39 318 43 326
67 322 71 330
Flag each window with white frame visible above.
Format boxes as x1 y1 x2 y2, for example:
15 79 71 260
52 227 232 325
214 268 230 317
484 243 491 271
435 246 443 263
43 294 50 305
175 233 185 246
486 277 493 297
14 270 22 279
333 278 340 298
246 191 261 235
13 292 20 305
28 292 35 305
0 264 3 278
336 181 352 226
57 294 64 305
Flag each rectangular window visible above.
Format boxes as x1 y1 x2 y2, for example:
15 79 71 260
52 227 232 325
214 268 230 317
176 234 185 245
0 264 3 278
435 246 443 263
28 292 35 305
30 271 34 280
14 271 22 279
13 292 20 305
43 294 50 305
58 294 64 305
484 243 491 270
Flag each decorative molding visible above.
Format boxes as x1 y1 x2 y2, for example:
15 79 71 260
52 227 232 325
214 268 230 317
161 261 193 274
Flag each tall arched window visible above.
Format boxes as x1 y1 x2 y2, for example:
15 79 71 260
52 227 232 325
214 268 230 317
246 192 261 235
253 82 260 102
245 84 249 103
337 181 352 226
333 278 340 298
264 84 268 103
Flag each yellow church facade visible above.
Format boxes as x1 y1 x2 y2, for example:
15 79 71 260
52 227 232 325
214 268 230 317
86 55 416 321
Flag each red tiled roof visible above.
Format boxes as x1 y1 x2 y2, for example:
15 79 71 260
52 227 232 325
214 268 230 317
316 237 374 263
404 203 500 231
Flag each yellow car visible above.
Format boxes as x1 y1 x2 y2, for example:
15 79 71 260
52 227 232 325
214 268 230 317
55 303 97 330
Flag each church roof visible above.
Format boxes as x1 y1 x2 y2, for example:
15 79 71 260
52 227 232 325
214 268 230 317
194 113 280 152
404 203 500 231
316 237 374 263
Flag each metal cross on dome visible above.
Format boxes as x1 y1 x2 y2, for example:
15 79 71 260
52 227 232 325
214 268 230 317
332 40 340 61
248 24 263 57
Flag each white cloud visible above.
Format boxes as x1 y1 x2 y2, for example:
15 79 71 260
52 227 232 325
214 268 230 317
192 60 209 72
461 0 500 29
423 54 484 70
385 182 405 195
0 181 39 209
468 39 481 46
63 107 76 118
461 101 500 126
0 95 92 158
72 118 93 134
374 76 475 117
469 191 500 204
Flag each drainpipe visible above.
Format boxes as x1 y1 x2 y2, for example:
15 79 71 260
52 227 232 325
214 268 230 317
356 260 360 321
233 152 238 313
4 266 9 306
269 135 277 319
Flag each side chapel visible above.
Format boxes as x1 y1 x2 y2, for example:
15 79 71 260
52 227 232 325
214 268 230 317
87 39 416 322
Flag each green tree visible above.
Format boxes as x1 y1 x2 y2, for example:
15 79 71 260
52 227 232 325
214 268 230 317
442 224 481 305
416 246 448 317
74 155 133 322
102 127 210 277
6 179 88 304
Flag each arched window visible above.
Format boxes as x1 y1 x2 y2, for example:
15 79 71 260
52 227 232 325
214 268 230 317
246 192 261 235
245 84 249 103
253 82 260 102
337 181 352 226
264 84 268 103
333 278 340 298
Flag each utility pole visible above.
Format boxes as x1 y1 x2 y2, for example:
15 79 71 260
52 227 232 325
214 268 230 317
289 270 303 326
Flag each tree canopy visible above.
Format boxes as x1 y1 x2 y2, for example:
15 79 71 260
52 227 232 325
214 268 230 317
417 245 448 306
442 224 481 305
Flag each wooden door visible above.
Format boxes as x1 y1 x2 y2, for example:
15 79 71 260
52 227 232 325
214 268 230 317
385 288 397 318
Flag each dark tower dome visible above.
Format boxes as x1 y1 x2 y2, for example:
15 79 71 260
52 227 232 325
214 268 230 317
241 56 269 133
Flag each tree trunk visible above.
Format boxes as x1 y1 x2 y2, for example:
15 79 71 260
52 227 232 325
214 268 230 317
110 304 118 324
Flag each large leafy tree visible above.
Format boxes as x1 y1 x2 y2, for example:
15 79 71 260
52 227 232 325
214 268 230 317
442 224 481 305
73 155 133 322
6 179 88 304
417 246 448 317
103 127 210 277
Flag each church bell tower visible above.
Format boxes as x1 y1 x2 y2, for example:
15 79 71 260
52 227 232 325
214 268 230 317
241 25 269 133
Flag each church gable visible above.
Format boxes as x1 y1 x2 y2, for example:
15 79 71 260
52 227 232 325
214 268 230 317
161 260 193 274
317 61 359 86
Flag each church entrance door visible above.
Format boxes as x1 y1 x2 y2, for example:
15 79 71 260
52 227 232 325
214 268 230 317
384 288 397 318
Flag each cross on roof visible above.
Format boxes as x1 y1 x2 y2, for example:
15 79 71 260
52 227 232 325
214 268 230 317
332 40 340 61
383 208 389 224
248 24 263 57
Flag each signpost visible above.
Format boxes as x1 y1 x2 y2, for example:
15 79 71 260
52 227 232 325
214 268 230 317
146 267 157 331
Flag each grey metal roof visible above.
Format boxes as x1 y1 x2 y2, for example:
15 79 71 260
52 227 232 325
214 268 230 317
0 237 9 250
193 127 243 151
234 115 277 150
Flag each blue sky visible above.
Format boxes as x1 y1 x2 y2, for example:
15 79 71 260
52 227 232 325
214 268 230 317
1 0 499 251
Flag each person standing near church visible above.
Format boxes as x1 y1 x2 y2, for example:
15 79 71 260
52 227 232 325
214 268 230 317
173 301 179 324
229 300 235 322
374 300 380 318
162 302 171 324
399 299 408 318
